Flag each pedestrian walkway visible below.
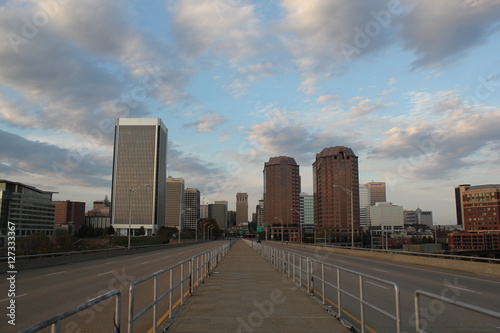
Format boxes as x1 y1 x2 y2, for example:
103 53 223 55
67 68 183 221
165 240 351 332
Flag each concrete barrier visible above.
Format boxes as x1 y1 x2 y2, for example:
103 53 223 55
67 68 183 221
294 244 500 277
0 241 206 274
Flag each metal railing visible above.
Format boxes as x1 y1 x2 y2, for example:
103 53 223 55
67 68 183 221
128 242 232 333
19 289 121 333
315 243 500 264
249 240 401 333
414 289 500 333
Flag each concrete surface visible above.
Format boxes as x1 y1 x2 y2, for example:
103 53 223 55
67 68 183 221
165 240 351 333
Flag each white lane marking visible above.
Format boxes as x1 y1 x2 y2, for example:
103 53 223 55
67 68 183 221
366 281 388 289
141 261 150 265
45 271 66 276
136 256 144 258
0 293 28 303
443 284 482 294
337 259 347 263
373 268 388 273
97 271 113 276
103 261 116 265
163 256 169 258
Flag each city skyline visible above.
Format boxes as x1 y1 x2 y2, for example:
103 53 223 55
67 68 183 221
1 1 499 224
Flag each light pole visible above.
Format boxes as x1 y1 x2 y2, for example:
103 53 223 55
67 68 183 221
128 184 151 250
208 225 215 240
290 209 302 243
332 184 354 248
203 223 210 240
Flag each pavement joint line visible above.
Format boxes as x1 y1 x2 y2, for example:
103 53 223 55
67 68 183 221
45 270 66 276
0 293 28 303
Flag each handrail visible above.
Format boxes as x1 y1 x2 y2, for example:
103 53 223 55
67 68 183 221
414 289 500 333
249 240 401 333
128 242 233 333
19 289 121 333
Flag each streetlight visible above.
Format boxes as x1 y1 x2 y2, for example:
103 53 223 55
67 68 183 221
290 209 302 243
128 184 151 250
332 184 354 248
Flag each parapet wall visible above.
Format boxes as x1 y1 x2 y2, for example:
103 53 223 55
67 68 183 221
295 244 500 277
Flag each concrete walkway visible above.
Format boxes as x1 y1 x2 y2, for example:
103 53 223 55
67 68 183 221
165 240 351 333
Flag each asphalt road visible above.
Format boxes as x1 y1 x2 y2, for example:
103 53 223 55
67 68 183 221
263 242 500 333
0 240 230 333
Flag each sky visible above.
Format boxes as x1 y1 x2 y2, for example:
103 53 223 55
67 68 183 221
0 0 499 224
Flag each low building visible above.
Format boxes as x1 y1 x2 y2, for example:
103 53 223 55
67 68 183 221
449 232 500 253
370 202 404 229
0 180 56 239
54 200 86 233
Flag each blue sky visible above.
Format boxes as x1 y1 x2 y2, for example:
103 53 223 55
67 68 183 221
1 0 499 224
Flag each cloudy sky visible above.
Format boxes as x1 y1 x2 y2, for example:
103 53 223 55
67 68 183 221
1 0 499 224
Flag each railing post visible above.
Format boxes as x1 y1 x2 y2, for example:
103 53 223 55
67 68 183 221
337 268 341 318
359 275 365 333
190 257 194 295
51 320 60 333
414 292 421 333
153 275 158 333
169 269 173 319
321 263 325 305
115 291 121 333
181 263 185 306
128 284 135 333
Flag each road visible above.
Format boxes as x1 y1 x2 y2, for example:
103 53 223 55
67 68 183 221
0 241 230 333
263 242 500 333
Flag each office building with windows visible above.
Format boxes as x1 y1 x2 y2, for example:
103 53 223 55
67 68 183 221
184 188 200 231
111 118 167 236
0 180 56 239
313 146 360 234
165 177 185 229
236 192 248 224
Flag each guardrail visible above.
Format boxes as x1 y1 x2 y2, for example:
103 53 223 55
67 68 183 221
414 290 500 333
128 242 232 333
248 241 401 333
18 289 121 333
315 243 500 264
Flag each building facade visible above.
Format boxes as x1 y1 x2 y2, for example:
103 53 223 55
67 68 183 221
209 201 227 229
369 202 404 229
111 118 167 236
299 193 314 231
165 177 185 229
404 208 434 226
364 182 386 205
236 192 248 224
313 147 360 234
263 156 301 227
53 200 86 233
184 188 200 231
459 184 500 232
0 180 55 238
359 185 371 227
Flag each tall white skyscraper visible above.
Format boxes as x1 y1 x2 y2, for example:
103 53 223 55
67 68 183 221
111 118 167 236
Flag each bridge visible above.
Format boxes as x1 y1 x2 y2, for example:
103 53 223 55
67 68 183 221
2 240 499 333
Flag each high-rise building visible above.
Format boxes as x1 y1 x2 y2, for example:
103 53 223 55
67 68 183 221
359 185 371 227
404 208 433 226
313 146 360 234
209 201 228 229
455 184 471 227
263 156 301 227
300 193 314 231
236 192 248 224
456 184 500 232
111 118 167 236
0 180 56 238
364 182 386 205
165 177 185 229
54 200 86 233
184 188 200 231
256 199 265 227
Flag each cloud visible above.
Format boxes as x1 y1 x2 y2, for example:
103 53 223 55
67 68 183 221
350 99 396 116
316 94 341 104
369 94 500 180
184 114 227 133
398 0 500 69
0 129 111 187
0 0 189 143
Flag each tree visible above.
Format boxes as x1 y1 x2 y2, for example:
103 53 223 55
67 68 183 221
137 226 146 236
54 229 73 251
106 225 115 236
